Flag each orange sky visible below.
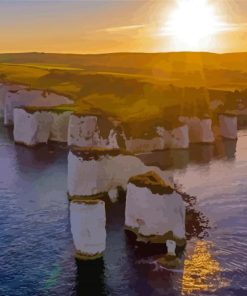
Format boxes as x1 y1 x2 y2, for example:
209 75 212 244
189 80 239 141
0 0 247 54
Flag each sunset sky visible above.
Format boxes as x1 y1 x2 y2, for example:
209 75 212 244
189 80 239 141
1 0 247 54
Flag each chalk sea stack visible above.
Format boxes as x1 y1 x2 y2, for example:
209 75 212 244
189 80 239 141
218 112 238 140
125 171 186 246
13 108 53 146
70 199 106 260
179 116 215 144
13 107 72 146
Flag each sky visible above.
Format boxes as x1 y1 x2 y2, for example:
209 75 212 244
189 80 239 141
0 0 247 54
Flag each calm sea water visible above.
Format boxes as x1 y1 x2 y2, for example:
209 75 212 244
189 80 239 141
0 121 246 296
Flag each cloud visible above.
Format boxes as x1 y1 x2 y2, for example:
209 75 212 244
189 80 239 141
99 24 146 33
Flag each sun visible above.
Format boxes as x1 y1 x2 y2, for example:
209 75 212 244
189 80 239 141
161 0 223 50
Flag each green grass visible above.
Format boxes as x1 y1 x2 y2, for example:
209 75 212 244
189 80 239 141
0 52 244 137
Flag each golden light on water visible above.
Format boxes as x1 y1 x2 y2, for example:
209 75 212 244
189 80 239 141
160 0 227 51
181 241 230 295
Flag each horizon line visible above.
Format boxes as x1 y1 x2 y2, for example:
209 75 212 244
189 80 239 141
1 50 247 56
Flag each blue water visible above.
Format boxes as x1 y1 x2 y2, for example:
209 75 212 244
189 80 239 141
0 122 247 296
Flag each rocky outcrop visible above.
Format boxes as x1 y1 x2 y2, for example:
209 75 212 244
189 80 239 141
70 199 106 260
68 114 119 149
67 149 173 198
218 113 238 140
124 171 186 246
13 107 72 146
179 116 215 143
3 88 72 125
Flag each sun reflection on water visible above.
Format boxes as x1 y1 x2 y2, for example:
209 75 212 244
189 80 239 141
181 241 230 295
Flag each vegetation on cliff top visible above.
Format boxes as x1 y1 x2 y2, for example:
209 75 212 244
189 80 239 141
128 171 174 195
0 52 245 137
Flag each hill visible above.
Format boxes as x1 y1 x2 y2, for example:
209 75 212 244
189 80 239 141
0 52 246 136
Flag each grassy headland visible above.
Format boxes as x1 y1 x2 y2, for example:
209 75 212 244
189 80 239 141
1 52 246 137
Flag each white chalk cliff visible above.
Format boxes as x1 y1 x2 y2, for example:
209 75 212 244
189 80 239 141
219 113 238 140
13 108 72 146
67 150 173 197
70 199 106 259
4 88 72 125
13 108 53 146
179 116 215 143
125 173 185 244
68 114 119 149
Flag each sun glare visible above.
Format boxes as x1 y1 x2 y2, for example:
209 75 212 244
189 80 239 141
161 0 224 50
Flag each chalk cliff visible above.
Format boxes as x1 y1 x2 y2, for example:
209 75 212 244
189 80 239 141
4 88 72 125
13 108 53 146
179 116 215 143
218 113 238 140
70 199 106 259
68 114 119 149
125 171 186 246
67 149 173 198
13 108 72 146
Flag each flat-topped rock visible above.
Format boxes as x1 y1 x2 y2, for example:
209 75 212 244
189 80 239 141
70 199 106 260
13 108 53 146
218 112 237 140
13 107 72 146
125 171 185 246
179 116 215 144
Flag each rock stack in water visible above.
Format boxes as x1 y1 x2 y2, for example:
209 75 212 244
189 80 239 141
218 112 238 140
13 107 72 146
125 171 186 268
179 116 215 144
70 199 106 260
68 145 173 261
